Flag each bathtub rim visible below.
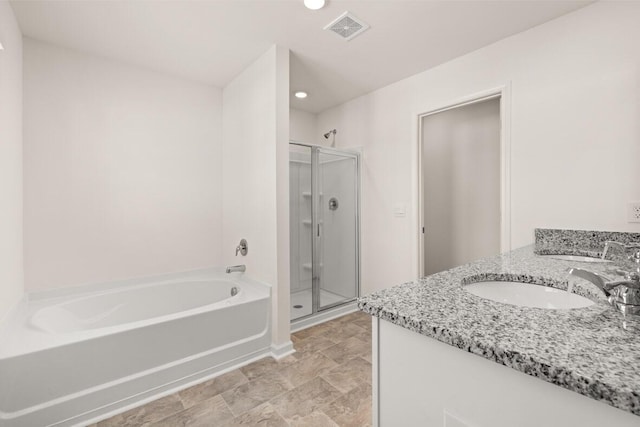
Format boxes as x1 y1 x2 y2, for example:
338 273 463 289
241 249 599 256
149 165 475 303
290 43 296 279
28 279 257 335
26 266 252 302
0 269 271 360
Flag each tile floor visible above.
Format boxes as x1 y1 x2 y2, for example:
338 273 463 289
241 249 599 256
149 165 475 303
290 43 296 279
92 311 372 426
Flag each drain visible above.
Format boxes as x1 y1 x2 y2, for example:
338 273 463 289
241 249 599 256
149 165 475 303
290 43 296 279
293 304 303 309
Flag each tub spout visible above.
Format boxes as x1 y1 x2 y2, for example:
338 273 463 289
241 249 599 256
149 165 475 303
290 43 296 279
226 265 246 273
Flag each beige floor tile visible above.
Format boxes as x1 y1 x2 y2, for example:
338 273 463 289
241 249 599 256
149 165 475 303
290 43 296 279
323 382 372 427
96 414 124 427
241 355 298 381
178 369 248 408
321 356 372 393
239 357 279 381
289 410 339 427
100 394 184 426
96 312 373 426
352 315 373 331
148 394 233 427
270 377 342 423
278 352 338 387
323 322 367 343
222 370 294 417
220 402 288 427
292 321 336 341
321 336 370 365
334 311 367 325
293 334 337 359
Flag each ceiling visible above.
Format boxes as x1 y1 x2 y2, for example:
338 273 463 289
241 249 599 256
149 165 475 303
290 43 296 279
10 0 592 113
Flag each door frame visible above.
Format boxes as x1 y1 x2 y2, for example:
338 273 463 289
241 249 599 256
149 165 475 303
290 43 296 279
288 141 361 318
416 86 512 278
314 146 361 313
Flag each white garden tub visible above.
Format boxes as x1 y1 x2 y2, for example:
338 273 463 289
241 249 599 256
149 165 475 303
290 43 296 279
0 269 271 427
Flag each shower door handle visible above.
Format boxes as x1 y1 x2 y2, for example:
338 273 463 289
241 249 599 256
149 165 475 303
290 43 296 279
317 224 321 237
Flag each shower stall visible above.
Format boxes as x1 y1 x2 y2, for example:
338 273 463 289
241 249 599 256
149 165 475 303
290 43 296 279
289 142 360 323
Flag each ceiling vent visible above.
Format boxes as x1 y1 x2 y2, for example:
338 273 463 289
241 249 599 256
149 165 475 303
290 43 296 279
324 11 370 41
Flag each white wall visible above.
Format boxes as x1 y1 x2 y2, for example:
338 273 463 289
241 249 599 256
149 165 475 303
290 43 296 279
0 0 24 320
423 98 501 275
23 39 223 291
222 46 291 351
317 1 640 294
290 108 317 144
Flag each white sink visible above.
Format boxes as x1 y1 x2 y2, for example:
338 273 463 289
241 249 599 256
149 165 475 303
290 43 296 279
464 281 594 309
540 254 611 263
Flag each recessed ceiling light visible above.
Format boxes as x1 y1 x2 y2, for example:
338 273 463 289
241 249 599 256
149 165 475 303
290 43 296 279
304 0 325 10
294 91 308 99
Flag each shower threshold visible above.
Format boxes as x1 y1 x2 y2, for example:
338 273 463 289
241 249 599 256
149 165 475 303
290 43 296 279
290 289 346 319
290 289 357 333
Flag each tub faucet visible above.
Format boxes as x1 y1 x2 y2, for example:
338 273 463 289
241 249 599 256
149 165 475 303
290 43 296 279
569 267 640 316
226 264 246 274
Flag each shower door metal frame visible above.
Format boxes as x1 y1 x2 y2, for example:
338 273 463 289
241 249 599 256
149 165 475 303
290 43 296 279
290 141 361 318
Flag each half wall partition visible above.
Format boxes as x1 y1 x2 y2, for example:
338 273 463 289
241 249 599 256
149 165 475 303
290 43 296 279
289 142 360 322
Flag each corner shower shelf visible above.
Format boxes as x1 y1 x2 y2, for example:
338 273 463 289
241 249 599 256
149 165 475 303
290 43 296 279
302 192 323 198
302 263 323 270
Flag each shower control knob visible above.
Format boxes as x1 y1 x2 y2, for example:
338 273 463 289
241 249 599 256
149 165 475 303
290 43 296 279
236 239 248 256
329 197 339 211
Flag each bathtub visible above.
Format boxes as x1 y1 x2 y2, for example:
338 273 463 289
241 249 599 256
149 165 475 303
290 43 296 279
0 269 271 427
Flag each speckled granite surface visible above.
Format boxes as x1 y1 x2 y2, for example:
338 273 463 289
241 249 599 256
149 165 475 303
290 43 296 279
358 245 640 416
535 228 640 257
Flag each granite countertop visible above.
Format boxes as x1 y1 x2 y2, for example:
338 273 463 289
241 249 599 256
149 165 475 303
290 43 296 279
358 230 640 416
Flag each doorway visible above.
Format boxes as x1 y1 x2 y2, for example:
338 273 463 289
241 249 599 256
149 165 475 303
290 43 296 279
419 95 504 276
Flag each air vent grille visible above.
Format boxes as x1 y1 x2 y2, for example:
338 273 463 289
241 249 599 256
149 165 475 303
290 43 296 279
324 11 370 41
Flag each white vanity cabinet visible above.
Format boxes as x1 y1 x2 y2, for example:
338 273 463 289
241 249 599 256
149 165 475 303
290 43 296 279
373 319 640 427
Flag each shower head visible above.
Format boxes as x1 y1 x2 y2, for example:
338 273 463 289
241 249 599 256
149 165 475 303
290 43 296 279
324 129 337 139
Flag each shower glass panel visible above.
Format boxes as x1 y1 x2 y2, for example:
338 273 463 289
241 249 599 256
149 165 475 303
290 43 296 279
289 143 359 322
315 149 358 311
289 145 313 320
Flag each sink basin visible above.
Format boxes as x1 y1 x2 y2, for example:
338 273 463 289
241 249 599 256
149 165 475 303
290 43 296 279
540 254 611 263
464 281 594 309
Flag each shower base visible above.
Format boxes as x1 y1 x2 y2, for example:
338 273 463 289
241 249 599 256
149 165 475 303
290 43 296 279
290 289 346 320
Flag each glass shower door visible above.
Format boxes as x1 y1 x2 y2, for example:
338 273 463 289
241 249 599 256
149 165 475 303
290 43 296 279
313 148 359 311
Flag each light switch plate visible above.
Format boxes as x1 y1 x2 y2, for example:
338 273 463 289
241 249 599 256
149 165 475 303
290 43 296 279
393 204 406 218
628 202 640 223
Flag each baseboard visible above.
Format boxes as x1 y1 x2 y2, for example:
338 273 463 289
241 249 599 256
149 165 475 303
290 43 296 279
270 340 295 360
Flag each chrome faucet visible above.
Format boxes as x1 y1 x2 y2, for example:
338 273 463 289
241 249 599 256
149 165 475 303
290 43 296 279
569 241 640 315
226 264 246 273
602 240 640 274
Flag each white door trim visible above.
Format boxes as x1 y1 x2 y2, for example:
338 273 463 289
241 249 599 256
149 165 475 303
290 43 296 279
415 85 512 278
